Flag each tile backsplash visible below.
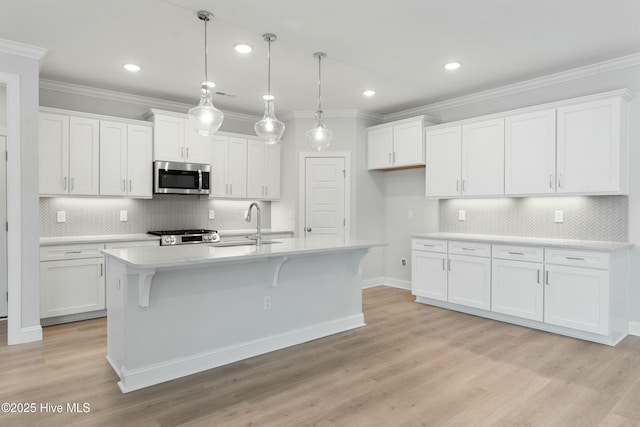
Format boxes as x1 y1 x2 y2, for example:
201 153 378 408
40 196 271 237
439 196 628 241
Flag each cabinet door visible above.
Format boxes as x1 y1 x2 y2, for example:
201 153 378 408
505 109 556 195
492 259 543 321
39 113 69 195
411 251 447 301
425 126 462 197
556 98 623 194
544 264 609 335
99 121 127 196
127 125 153 198
246 139 265 199
461 119 505 196
227 137 247 198
210 135 229 197
448 254 491 310
367 127 393 170
69 116 100 195
40 258 106 318
393 120 424 167
185 120 211 163
153 115 184 162
264 144 281 200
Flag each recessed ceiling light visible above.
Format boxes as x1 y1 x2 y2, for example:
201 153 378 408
362 89 376 97
444 62 461 71
123 63 141 72
234 44 253 54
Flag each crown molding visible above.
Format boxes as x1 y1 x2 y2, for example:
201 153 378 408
384 51 640 122
39 79 258 123
0 38 47 61
282 110 383 122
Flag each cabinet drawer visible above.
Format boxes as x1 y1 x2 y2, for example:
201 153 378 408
493 245 543 263
412 239 447 253
105 240 159 249
545 248 609 269
40 243 105 261
448 241 491 257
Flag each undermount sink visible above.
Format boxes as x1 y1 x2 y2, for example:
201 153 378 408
207 239 281 247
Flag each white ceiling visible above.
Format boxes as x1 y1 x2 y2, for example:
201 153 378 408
1 0 640 117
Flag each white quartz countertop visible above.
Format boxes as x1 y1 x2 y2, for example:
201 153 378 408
103 237 386 269
412 232 632 251
40 229 294 246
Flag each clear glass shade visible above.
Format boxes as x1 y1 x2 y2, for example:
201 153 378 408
188 84 224 136
254 99 285 144
306 110 333 151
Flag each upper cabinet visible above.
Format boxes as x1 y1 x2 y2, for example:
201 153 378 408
145 109 210 164
367 116 438 170
39 112 100 196
210 135 248 199
425 89 631 199
247 140 281 200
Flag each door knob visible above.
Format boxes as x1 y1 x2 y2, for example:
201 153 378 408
306 227 312 232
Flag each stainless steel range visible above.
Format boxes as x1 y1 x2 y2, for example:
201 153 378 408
148 229 220 246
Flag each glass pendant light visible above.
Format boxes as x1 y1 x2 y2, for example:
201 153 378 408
307 52 332 151
188 10 224 136
254 33 285 144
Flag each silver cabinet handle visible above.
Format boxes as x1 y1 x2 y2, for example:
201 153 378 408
566 256 585 261
462 179 466 192
461 247 476 251
537 269 541 284
549 174 554 189
306 227 312 232
129 179 132 192
100 263 103 277
70 177 74 191
63 177 68 190
225 183 229 194
122 179 126 192
558 173 563 189
447 259 451 271
393 152 396 163
230 183 232 194
422 244 435 248
186 147 189 159
546 271 550 285
508 252 524 255
442 258 446 271
65 251 82 255
181 147 184 159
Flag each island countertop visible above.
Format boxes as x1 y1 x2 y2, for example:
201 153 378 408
102 237 386 270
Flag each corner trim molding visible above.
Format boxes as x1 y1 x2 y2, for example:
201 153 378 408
384 52 640 122
362 277 411 290
0 38 47 60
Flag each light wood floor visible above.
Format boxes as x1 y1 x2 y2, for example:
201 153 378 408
2 286 640 427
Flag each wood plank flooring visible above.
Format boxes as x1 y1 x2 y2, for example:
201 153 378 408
2 286 640 426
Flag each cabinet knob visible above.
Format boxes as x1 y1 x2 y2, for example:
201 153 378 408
306 227 312 232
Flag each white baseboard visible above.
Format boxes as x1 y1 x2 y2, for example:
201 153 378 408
629 321 640 336
362 277 411 290
115 314 365 393
17 325 43 344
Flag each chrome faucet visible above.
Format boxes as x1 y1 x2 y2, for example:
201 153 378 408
245 202 262 246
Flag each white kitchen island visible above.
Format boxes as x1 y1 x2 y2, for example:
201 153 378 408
102 237 384 393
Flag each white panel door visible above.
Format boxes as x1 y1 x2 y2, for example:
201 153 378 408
39 112 69 195
305 157 346 240
184 120 210 163
264 144 281 200
556 98 622 194
505 109 557 195
69 116 100 195
367 127 393 169
153 115 184 162
0 136 7 317
246 139 265 199
425 126 462 197
461 118 505 196
492 259 544 321
411 250 447 301
210 135 229 197
127 125 153 198
544 264 609 335
448 254 491 310
99 120 127 196
393 120 424 167
227 137 247 198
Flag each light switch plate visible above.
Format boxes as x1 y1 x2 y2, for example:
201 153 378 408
120 210 128 222
554 210 564 223
458 210 466 221
407 210 413 220
208 210 215 220
56 211 66 223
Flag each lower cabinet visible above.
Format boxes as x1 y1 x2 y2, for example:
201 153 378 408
411 249 447 301
448 254 491 310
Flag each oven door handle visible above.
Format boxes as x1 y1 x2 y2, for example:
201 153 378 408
198 170 203 190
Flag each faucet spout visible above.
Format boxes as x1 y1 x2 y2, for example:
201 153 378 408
245 202 262 246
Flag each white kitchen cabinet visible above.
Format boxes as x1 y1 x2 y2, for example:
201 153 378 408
210 135 247 198
556 96 628 194
491 245 544 322
99 121 153 198
505 109 557 195
448 252 491 311
367 116 432 170
247 140 281 200
146 110 210 164
411 239 448 301
425 126 462 197
39 112 99 196
461 118 505 196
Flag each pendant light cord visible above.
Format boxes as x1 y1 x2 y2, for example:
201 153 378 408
267 38 272 98
203 17 208 84
317 54 322 111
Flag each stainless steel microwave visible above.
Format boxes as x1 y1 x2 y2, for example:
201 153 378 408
153 161 211 195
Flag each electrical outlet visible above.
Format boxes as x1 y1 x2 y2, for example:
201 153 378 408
208 210 215 220
554 210 564 223
263 296 272 310
56 211 66 223
401 258 407 267
407 210 413 220
119 210 128 222
458 210 466 221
